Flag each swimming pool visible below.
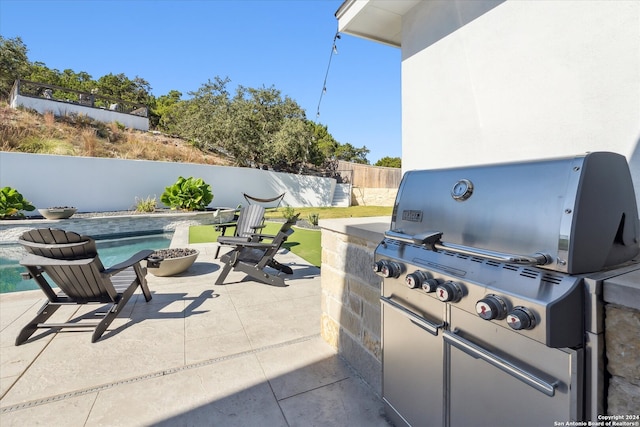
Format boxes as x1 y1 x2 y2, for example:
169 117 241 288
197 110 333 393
0 233 172 294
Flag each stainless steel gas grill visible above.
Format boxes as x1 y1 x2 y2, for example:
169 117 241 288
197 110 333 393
374 152 640 427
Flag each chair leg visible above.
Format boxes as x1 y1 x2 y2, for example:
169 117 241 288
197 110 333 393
235 262 286 287
215 250 239 285
15 302 61 345
134 264 152 302
91 281 140 343
215 262 234 285
268 259 293 275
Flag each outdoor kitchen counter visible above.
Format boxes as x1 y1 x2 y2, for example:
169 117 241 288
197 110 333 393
319 216 390 396
602 265 640 310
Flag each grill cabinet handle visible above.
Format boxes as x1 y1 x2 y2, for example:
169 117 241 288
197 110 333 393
384 230 551 266
443 330 558 397
380 296 445 336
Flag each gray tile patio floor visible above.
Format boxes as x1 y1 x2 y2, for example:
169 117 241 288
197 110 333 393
0 226 390 427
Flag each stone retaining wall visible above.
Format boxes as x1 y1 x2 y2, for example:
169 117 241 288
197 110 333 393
350 187 397 207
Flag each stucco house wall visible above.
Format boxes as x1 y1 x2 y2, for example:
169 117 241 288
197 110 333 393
338 0 640 206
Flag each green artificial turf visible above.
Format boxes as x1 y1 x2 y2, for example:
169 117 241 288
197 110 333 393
189 222 322 267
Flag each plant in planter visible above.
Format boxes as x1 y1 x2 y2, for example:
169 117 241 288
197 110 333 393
38 206 77 219
307 212 320 226
0 187 36 219
147 248 199 277
281 206 298 222
160 176 213 211
135 195 157 213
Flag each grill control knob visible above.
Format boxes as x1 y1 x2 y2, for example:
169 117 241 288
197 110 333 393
372 261 386 274
475 295 508 320
422 278 441 293
506 307 536 330
436 281 463 302
381 261 402 279
405 271 431 289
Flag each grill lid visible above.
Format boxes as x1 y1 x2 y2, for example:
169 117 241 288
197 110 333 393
390 152 639 274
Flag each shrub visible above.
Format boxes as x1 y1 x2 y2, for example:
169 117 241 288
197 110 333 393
160 176 213 211
135 195 157 213
0 186 36 218
308 212 319 226
281 206 297 221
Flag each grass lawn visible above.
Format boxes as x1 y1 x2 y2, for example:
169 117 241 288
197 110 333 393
190 222 322 267
264 205 392 220
189 205 392 267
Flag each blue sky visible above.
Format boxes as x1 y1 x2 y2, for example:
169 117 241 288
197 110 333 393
0 0 401 164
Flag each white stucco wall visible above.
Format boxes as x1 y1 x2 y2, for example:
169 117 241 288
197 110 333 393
401 0 640 199
0 152 336 213
11 94 149 131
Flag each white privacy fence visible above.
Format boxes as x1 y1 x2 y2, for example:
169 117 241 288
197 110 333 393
0 152 337 214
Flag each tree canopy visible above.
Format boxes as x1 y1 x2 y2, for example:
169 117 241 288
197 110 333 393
0 36 29 99
0 36 381 172
375 156 401 168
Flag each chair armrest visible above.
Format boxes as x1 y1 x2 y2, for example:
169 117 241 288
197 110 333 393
20 253 95 267
217 236 251 245
251 233 276 239
103 250 155 275
226 241 278 249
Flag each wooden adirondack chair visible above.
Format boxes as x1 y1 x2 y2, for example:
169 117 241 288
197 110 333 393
215 215 299 287
15 228 161 345
214 204 266 258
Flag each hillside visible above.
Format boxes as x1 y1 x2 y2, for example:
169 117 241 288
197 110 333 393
0 104 234 166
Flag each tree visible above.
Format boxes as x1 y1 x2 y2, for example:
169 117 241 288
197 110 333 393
0 36 30 99
153 90 183 131
375 156 401 168
25 62 62 86
267 117 314 172
173 77 310 169
335 142 370 164
96 73 153 105
308 122 337 166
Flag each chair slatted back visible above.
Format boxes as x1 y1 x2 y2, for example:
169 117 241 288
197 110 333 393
235 205 265 239
19 228 116 302
41 261 116 303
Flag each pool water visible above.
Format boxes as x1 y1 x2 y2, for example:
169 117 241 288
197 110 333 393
0 234 172 294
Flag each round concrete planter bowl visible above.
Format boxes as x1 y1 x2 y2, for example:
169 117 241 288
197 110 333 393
38 207 77 220
148 248 199 277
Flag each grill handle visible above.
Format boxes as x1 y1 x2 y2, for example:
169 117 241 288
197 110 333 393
380 296 445 336
384 230 551 266
443 330 558 397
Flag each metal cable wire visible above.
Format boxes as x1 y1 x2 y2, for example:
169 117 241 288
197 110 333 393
316 31 341 119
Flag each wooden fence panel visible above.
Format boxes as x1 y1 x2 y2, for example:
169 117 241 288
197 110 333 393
337 161 401 188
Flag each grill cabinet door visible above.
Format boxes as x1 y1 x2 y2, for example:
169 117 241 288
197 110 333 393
447 308 582 427
382 299 444 427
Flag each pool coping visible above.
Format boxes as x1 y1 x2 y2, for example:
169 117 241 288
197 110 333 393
0 211 217 244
